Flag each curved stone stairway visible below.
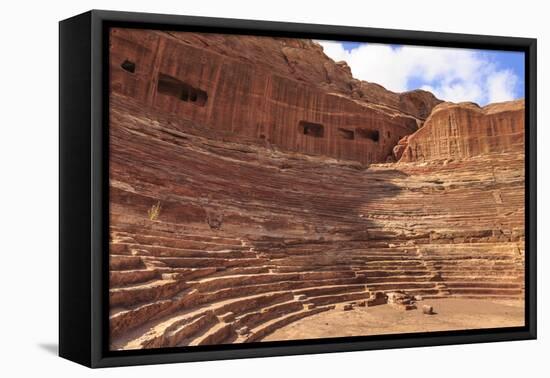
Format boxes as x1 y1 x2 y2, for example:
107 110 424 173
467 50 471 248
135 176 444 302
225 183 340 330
108 94 525 350
109 221 524 350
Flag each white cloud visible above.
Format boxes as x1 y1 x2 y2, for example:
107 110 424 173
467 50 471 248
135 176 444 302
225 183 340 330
316 41 520 105
487 69 518 103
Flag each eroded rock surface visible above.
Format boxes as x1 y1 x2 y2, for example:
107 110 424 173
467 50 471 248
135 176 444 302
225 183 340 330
110 28 441 165
398 100 524 162
108 29 525 350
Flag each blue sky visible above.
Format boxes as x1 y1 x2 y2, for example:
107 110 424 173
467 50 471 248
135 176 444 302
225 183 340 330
319 41 525 105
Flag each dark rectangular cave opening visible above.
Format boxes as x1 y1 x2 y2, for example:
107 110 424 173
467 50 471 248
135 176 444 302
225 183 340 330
157 73 208 107
298 121 324 138
338 128 355 140
356 128 380 142
121 59 136 73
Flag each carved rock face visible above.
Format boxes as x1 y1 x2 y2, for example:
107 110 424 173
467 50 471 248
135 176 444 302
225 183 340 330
398 100 525 162
109 28 443 165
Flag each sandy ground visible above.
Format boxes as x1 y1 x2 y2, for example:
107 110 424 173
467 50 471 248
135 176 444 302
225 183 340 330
263 298 524 341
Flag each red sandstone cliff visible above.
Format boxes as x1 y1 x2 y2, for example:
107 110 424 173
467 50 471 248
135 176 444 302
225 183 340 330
110 29 441 164
397 100 525 162
159 31 442 119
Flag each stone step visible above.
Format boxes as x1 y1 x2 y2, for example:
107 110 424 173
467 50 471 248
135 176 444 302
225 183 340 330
364 274 523 286
150 247 255 259
429 261 522 268
190 271 357 292
356 269 430 277
422 293 524 300
110 268 160 287
383 288 444 296
438 274 524 281
110 279 189 307
271 256 426 265
155 256 267 268
422 256 518 262
364 275 436 284
420 250 520 257
110 255 145 271
212 291 294 317
111 290 292 347
195 277 365 303
241 306 334 343
112 229 244 247
110 298 176 339
137 311 218 349
363 261 426 267
308 291 371 306
367 282 440 291
272 266 358 273
261 250 419 257
419 244 520 251
442 281 523 289
209 266 270 276
447 288 524 296
233 301 304 330
158 267 219 282
131 234 244 247
111 243 252 257
188 322 235 346
437 270 524 277
293 284 366 297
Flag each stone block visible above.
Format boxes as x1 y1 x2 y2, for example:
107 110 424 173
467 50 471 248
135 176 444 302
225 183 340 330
237 326 250 336
367 291 388 307
219 312 235 322
423 305 435 315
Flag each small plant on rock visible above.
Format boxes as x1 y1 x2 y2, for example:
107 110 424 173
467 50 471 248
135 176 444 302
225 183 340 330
148 201 162 221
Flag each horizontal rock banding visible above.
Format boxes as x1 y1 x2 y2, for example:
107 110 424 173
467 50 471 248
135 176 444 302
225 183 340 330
110 28 442 165
109 106 524 348
397 100 524 162
109 29 525 349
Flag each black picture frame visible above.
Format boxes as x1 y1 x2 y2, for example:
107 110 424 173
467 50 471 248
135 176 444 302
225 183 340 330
59 9 537 368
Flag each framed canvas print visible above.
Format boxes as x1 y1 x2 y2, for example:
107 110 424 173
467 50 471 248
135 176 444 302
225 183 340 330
59 10 537 368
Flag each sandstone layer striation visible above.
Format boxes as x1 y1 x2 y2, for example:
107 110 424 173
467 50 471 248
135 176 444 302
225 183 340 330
397 100 524 162
110 28 441 165
108 29 525 350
